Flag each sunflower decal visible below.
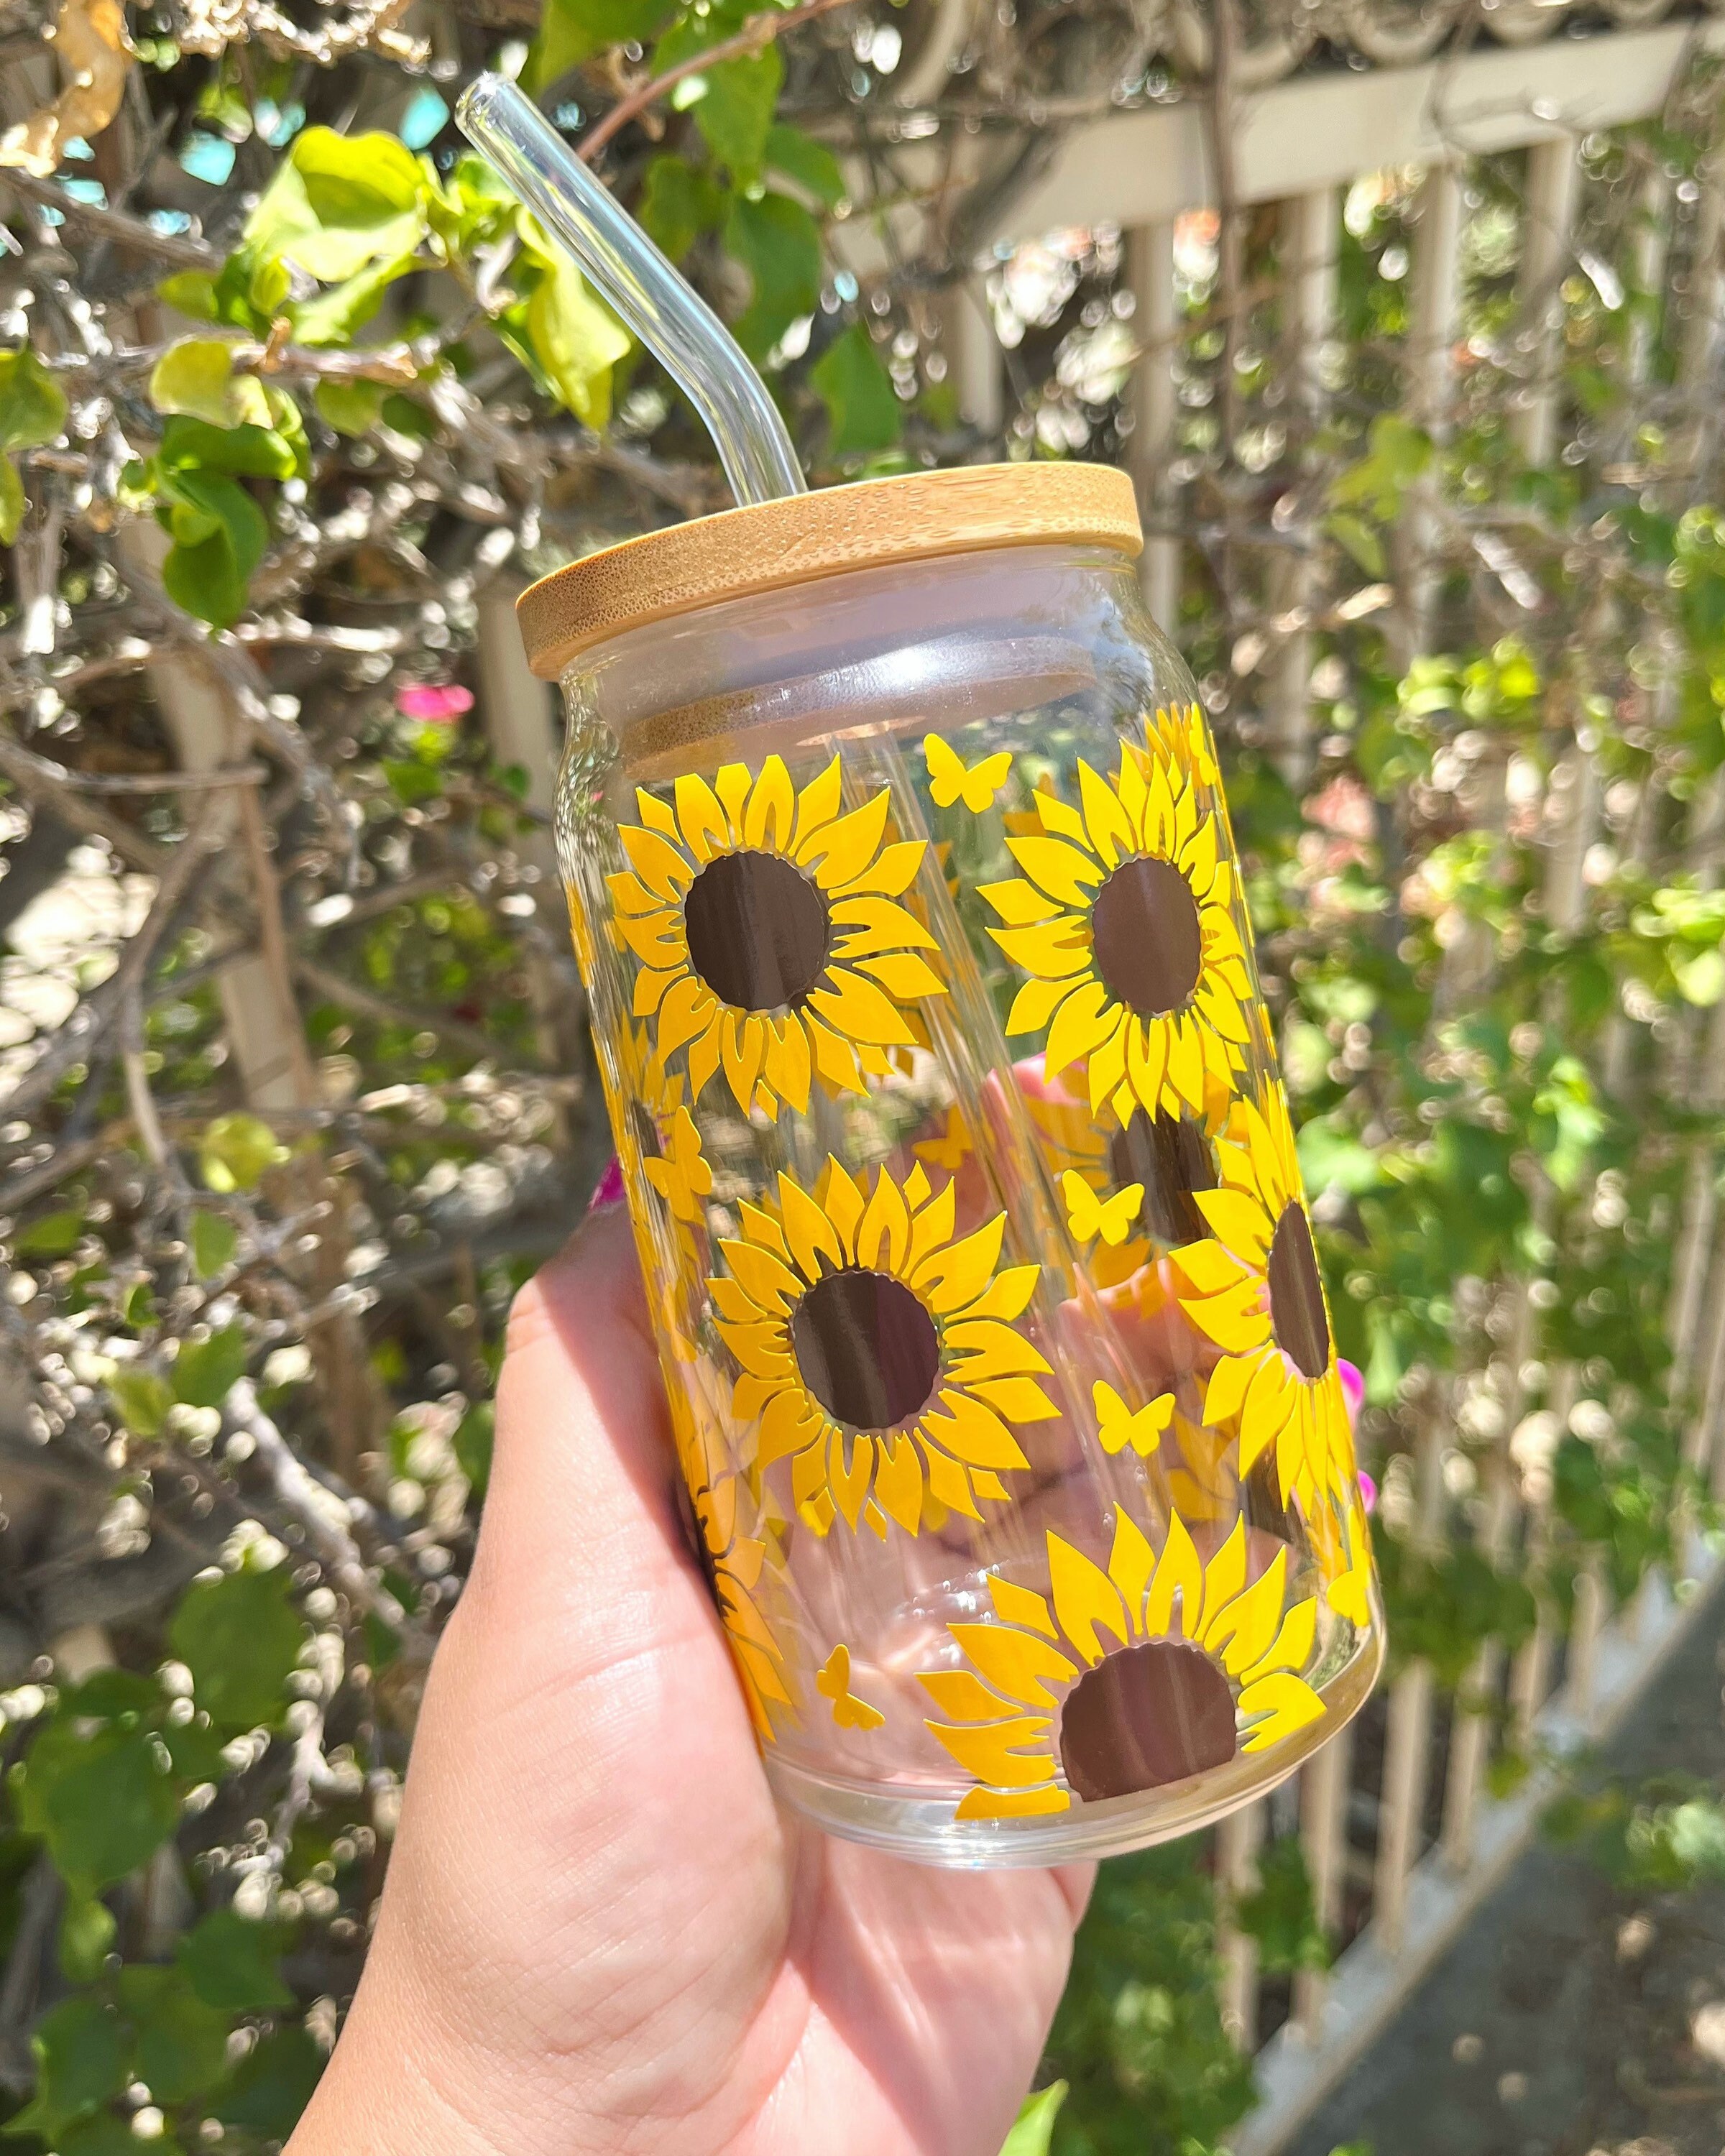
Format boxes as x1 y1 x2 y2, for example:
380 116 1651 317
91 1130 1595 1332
711 1158 1060 1537
921 1511 1323 1819
608 754 946 1117
668 1387 795 1740
1174 1084 1357 1520
980 714 1251 1125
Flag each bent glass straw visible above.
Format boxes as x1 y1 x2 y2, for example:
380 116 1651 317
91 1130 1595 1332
455 73 807 508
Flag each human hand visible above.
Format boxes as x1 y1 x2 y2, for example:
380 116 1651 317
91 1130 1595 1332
288 1197 1092 2156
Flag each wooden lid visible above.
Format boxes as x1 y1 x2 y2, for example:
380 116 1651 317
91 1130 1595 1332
515 461 1142 679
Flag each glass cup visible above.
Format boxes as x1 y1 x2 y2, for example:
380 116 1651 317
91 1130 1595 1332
522 464 1384 1866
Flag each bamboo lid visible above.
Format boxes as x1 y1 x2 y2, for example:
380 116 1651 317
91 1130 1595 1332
515 461 1142 680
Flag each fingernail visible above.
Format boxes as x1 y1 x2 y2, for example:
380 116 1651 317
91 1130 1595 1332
588 1156 625 1212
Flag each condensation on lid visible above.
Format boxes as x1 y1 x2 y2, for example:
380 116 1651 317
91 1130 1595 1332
515 461 1144 681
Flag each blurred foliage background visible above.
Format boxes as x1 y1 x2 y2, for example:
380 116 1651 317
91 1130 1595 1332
4 0 1725 2149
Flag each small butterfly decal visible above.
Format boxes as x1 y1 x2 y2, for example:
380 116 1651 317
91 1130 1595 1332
914 1105 972 1174
1062 1171 1144 1247
816 1644 886 1731
1092 1381 1174 1457
924 734 1013 814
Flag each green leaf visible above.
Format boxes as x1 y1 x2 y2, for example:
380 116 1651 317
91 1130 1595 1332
765 122 845 208
0 344 68 453
172 1322 248 1409
6 1996 129 2142
14 1204 86 1256
453 1401 494 1498
157 268 221 321
108 1367 173 1438
1000 2082 1067 2156
12 1719 178 1892
724 190 822 360
290 252 418 347
655 12 782 181
155 466 270 631
1673 945 1725 1005
314 377 387 436
0 453 23 547
58 2117 174 2156
1326 510 1384 578
243 126 428 283
150 338 273 430
178 1907 294 2012
518 225 630 426
117 1966 232 2104
212 2025 323 2139
811 322 901 456
198 1112 289 1193
638 155 724 266
188 1211 239 1279
155 413 298 482
169 1560 308 1731
58 1892 117 1984
529 0 675 83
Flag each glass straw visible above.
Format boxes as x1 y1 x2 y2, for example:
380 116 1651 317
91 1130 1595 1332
455 74 807 507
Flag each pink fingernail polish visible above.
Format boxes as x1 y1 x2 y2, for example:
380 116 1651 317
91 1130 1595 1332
588 1156 625 1212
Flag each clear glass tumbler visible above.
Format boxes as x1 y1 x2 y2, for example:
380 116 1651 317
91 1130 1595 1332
523 464 1383 1865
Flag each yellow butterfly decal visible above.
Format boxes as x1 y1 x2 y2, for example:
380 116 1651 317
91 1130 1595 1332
1092 1381 1174 1457
1062 1171 1144 1248
914 1105 972 1174
924 734 1013 814
816 1644 886 1731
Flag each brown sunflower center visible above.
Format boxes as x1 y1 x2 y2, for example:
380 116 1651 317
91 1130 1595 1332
1267 1201 1330 1381
1059 1639 1238 1802
1089 854 1203 1018
683 849 832 1013
1108 1109 1215 1245
791 1268 940 1431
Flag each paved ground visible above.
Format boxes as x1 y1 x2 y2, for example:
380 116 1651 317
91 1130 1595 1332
1289 1579 1725 2156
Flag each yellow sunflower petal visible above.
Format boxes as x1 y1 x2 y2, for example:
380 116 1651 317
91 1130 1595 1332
806 969 919 1048
714 761 752 838
948 1623 1078 1710
720 1009 765 1111
828 1430 875 1528
1193 1189 1274 1263
634 788 681 842
1238 1669 1325 1751
829 893 940 956
919 1669 1018 1721
1201 1545 1289 1674
1165 1013 1205 1113
723 1238 803 1315
980 876 1062 928
742 755 796 849
855 1168 911 1273
1243 1595 1317 1686
1044 977 1115 1077
911 1211 1006 1312
615 908 686 970
820 1158 866 1256
658 972 719 1059
990 923 1092 980
944 1319 1054 1381
717 1318 797 1381
962 1376 1059 1424
1049 1532 1131 1663
1175 1239 1254 1297
793 755 842 844
606 866 672 918
922 1442 984 1519
855 951 947 1003
988 1575 1059 1637
1239 1354 1298 1476
874 1431 924 1534
929 1715 1057 1788
841 837 926 900
796 788 891 888
779 1173 843 1280
1008 834 1106 906
1199 1517 1248 1635
1202 1353 1257 1426
1126 1014 1169 1114
1087 1018 1130 1112
959 1263 1041 1323
1145 1511 1202 1639
673 772 727 863
632 963 677 1019
920 1388 1029 1470
1179 813 1220 895
805 1011 867 1095
1006 974 1081 1037
736 1198 791 1259
1107 1508 1156 1618
1184 1276 1271 1350
954 1784 1069 1820
1077 759 1135 867
1034 790 1090 843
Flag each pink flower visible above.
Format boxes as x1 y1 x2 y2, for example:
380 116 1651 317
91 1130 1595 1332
396 681 474 723
1358 1470 1377 1516
588 1156 625 1212
1338 1357 1364 1423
